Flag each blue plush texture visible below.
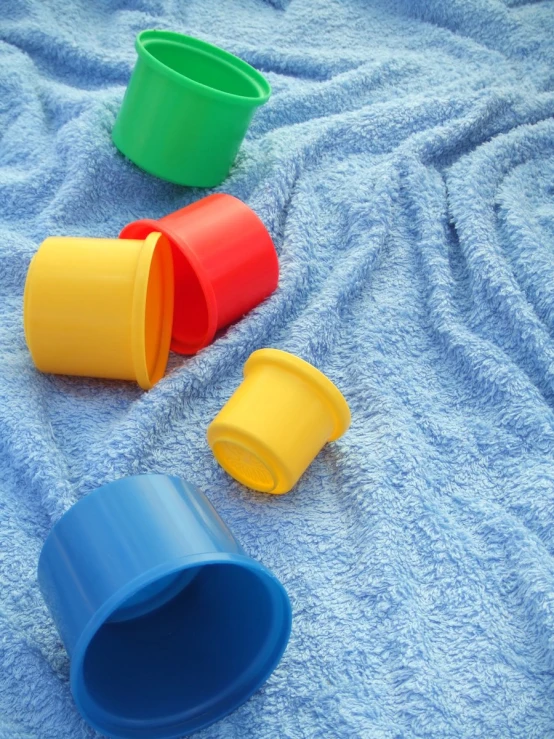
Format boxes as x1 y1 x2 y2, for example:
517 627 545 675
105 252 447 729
1 0 554 737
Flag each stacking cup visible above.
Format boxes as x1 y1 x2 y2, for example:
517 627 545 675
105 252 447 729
120 194 279 354
38 474 292 739
23 233 173 390
207 349 351 494
112 30 271 187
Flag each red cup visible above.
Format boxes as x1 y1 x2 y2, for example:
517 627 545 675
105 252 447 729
120 194 279 354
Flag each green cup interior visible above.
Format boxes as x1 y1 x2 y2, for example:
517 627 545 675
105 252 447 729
137 30 271 105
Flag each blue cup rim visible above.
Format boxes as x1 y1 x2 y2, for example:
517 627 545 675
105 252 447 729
70 552 292 737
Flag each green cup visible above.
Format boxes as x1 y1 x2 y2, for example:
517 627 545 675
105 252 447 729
112 30 271 187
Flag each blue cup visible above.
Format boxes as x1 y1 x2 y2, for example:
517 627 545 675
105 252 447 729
38 475 292 738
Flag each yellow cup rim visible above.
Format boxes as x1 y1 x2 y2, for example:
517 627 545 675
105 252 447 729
130 232 174 390
244 349 351 441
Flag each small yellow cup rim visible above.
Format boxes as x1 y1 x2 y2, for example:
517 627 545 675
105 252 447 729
244 349 351 441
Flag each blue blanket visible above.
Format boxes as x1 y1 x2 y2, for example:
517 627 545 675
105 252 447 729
1 0 554 736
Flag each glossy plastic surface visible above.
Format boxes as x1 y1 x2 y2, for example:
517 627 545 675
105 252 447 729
112 31 271 187
120 194 279 354
207 349 351 494
38 475 292 739
24 233 173 390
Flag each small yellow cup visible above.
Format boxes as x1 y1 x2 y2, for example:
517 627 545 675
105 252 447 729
207 349 351 494
24 233 174 390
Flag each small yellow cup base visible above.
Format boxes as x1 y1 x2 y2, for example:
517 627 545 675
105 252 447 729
212 440 278 493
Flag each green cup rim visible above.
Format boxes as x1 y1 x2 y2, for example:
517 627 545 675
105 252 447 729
135 30 271 108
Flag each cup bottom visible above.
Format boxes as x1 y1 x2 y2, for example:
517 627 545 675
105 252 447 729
213 440 278 493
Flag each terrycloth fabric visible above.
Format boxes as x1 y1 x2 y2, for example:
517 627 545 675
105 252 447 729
1 0 554 736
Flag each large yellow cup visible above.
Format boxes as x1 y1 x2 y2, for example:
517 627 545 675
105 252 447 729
24 233 174 390
207 349 351 494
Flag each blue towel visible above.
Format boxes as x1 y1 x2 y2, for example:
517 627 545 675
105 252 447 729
1 0 554 736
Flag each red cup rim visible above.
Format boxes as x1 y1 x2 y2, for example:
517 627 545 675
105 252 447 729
120 219 218 354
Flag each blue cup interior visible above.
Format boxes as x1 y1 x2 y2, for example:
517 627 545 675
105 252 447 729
75 561 291 737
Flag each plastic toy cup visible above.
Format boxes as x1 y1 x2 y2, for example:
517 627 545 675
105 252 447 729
23 233 173 390
120 194 279 354
112 30 271 187
207 349 351 494
38 474 291 739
